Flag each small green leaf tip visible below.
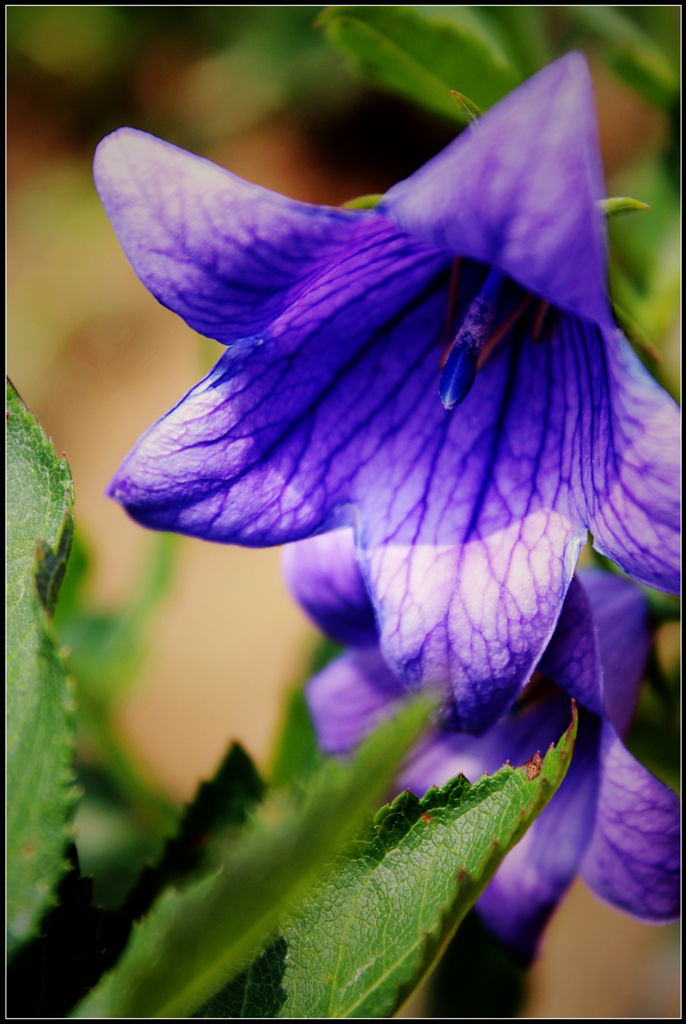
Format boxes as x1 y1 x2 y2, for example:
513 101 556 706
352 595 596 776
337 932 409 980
450 90 483 122
343 193 385 210
599 196 651 217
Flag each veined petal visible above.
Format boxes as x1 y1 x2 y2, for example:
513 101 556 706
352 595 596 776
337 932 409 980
107 221 451 540
306 647 405 755
111 262 600 731
399 685 575 793
538 574 602 716
282 529 377 647
381 53 610 327
94 128 370 343
573 324 680 594
538 571 651 732
476 714 600 963
580 569 651 736
580 721 680 922
354 313 591 731
107 195 674 733
400 688 595 963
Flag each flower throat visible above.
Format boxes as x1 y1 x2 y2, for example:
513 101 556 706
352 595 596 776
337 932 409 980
439 263 550 410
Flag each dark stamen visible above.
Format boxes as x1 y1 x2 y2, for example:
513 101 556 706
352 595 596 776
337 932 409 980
476 294 531 370
439 258 462 368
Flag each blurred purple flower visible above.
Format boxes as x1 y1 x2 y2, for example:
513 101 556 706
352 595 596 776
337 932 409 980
287 528 679 961
95 53 679 732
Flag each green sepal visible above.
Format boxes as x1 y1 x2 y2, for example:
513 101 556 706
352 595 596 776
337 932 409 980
450 89 482 122
343 193 384 210
599 195 651 217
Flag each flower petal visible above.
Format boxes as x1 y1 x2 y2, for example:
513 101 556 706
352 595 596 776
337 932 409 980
580 721 680 922
109 261 595 731
580 569 651 735
107 216 673 734
94 128 370 343
476 714 600 963
282 529 377 647
575 327 680 594
107 220 451 540
381 53 610 326
539 571 651 733
354 315 591 731
306 647 405 755
399 686 575 794
538 574 602 716
399 688 596 963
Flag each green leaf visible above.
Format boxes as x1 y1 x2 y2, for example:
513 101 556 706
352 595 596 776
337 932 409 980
71 693 437 1019
318 6 519 123
203 707 577 1018
6 380 77 957
569 5 678 108
56 528 180 832
268 685 323 792
56 529 178 707
7 845 130 1018
123 743 264 922
478 6 553 77
268 636 341 792
599 195 651 217
9 746 263 1017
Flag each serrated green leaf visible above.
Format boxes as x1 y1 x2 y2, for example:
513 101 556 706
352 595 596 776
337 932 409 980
319 6 519 122
7 845 130 1017
204 707 577 1018
72 693 437 1019
7 380 77 958
124 743 264 922
9 746 262 1016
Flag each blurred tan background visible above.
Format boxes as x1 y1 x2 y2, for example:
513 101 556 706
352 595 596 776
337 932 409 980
7 7 679 1017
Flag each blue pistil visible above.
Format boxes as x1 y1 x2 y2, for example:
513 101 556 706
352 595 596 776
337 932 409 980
439 343 480 409
439 268 535 410
439 268 504 410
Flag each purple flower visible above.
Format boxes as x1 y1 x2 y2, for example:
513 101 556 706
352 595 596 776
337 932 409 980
95 53 679 732
287 528 679 961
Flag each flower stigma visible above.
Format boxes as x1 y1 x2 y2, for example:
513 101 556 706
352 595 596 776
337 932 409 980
439 265 558 410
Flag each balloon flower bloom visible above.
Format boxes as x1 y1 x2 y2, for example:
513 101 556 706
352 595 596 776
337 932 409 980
95 52 679 735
